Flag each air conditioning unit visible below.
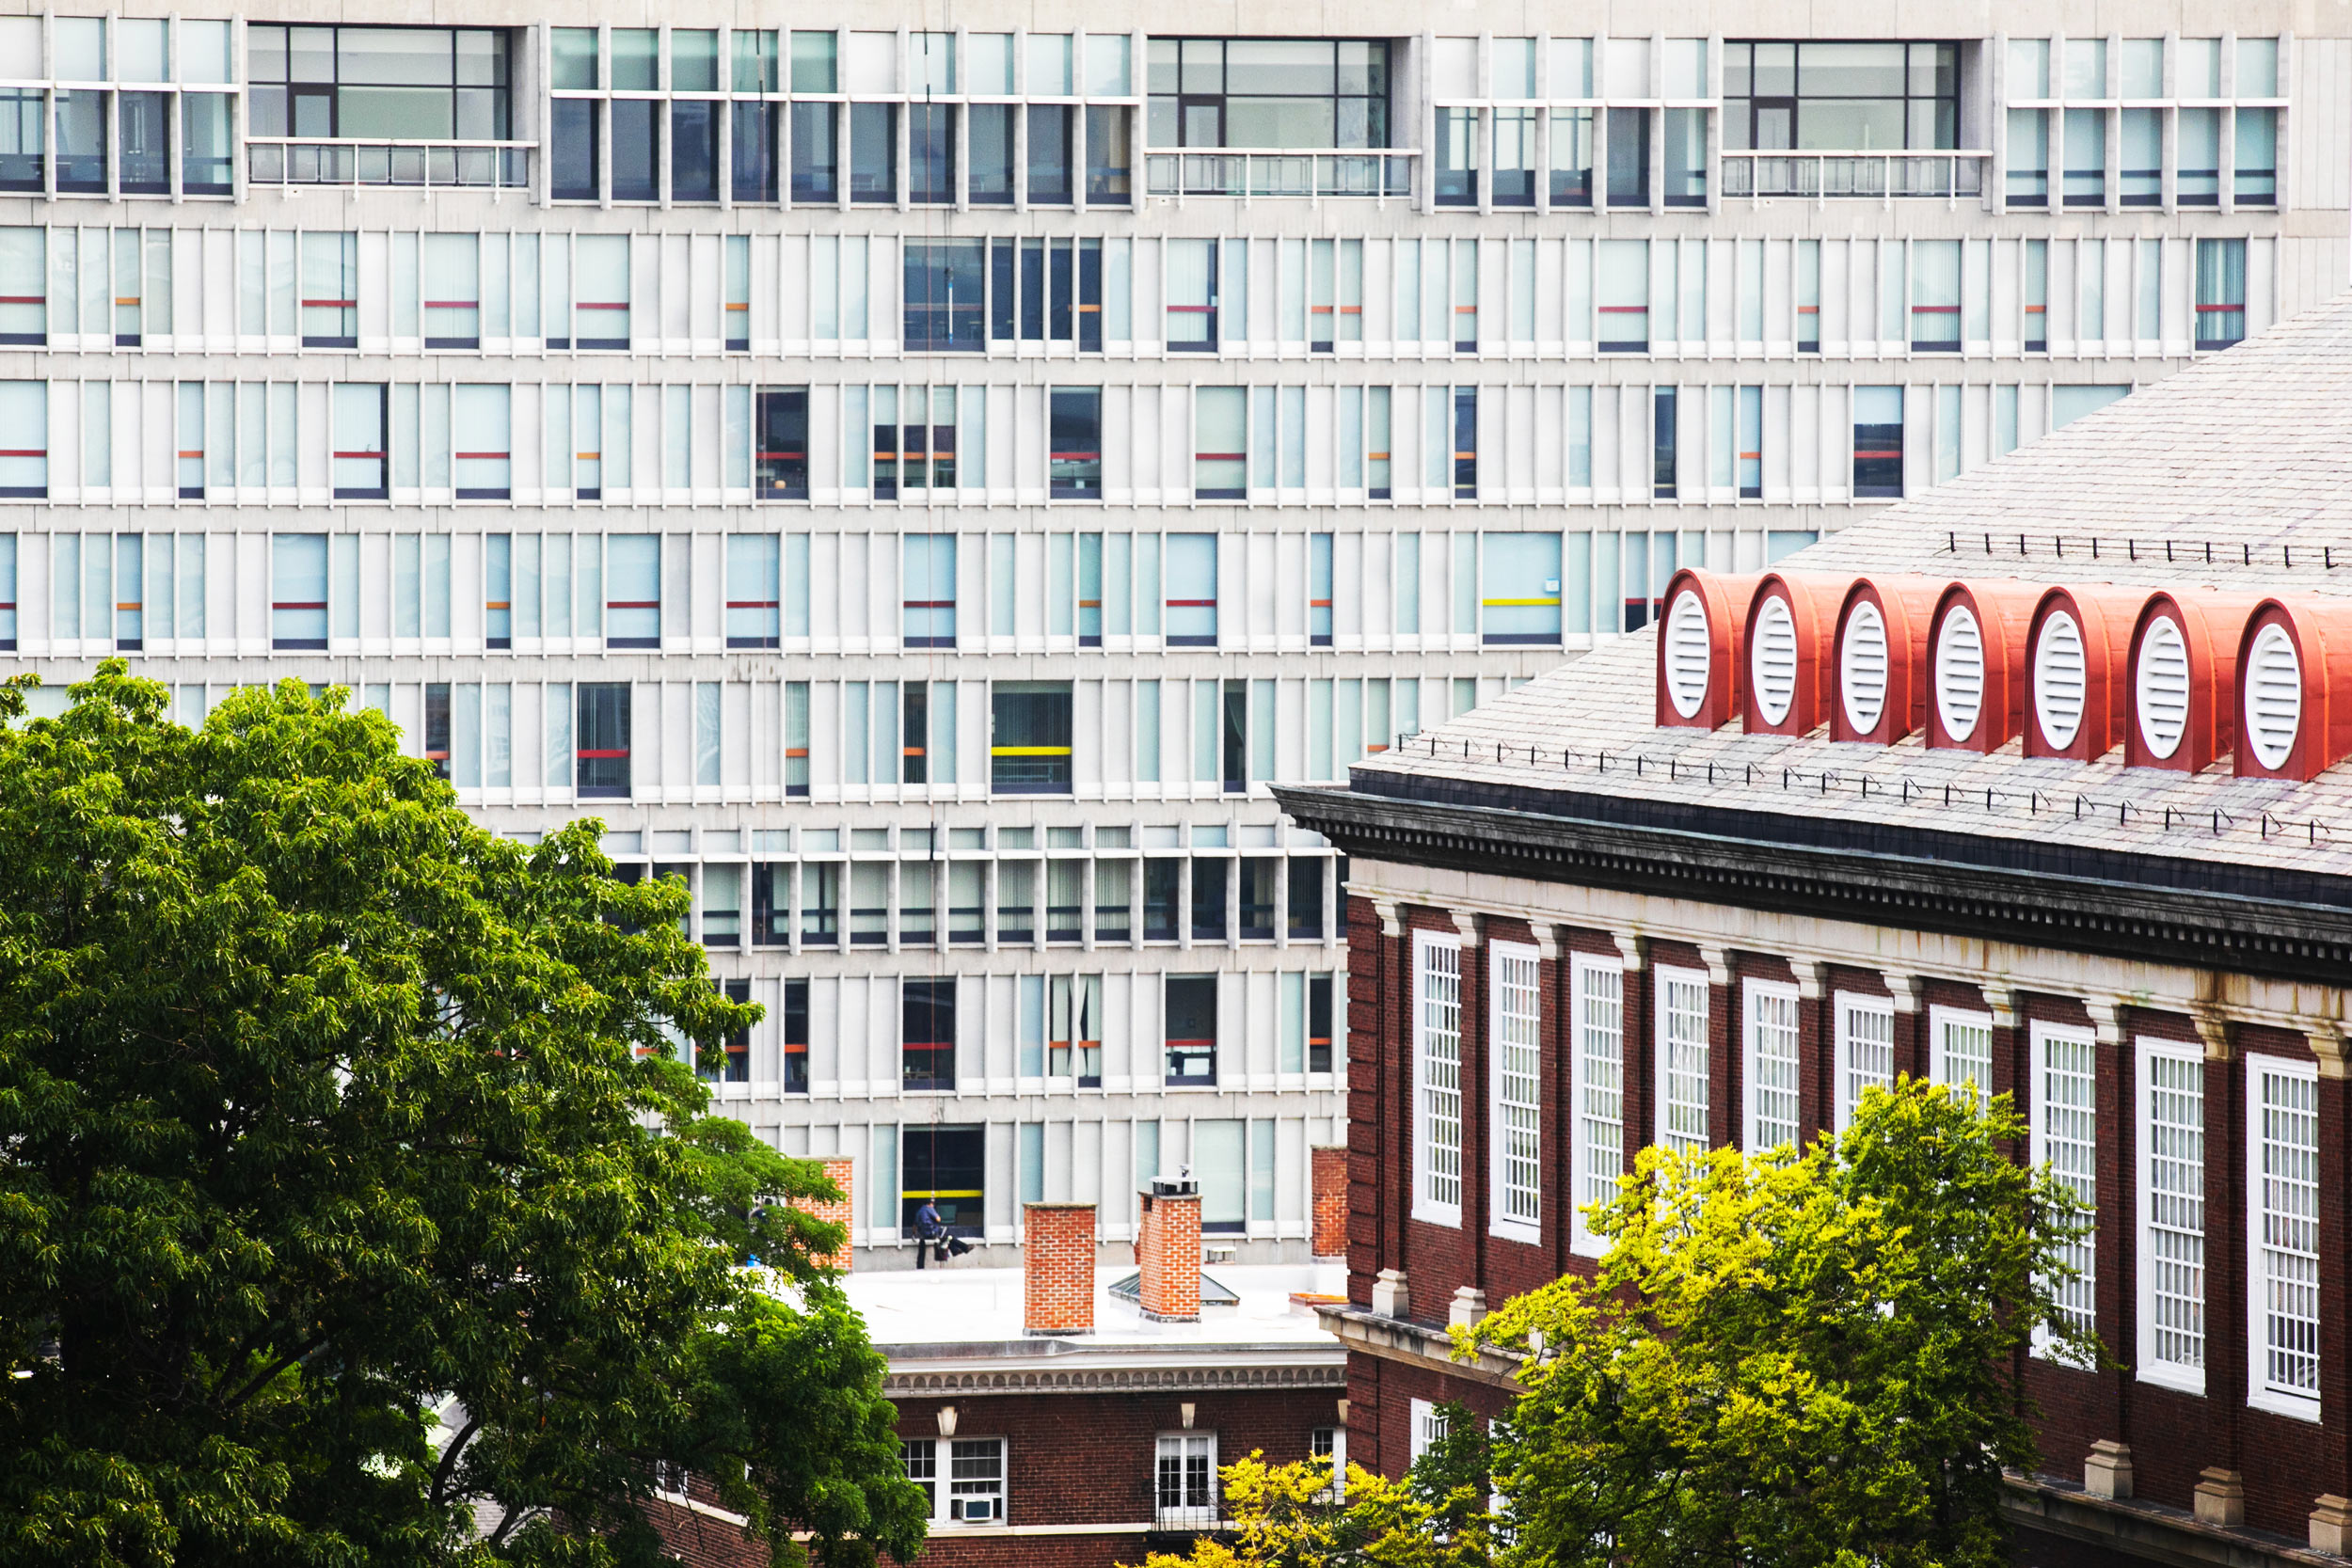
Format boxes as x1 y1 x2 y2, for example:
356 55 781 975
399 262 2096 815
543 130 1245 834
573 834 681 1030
1204 1245 1235 1264
956 1498 998 1523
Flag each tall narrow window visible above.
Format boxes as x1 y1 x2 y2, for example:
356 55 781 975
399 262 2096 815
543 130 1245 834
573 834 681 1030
452 385 512 500
2031 1023 2099 1353
2235 107 2278 207
574 235 630 349
2138 1040 2205 1393
902 977 956 1091
1435 106 1477 206
1744 979 1800 1151
1413 931 1464 1224
1048 388 1102 499
485 533 511 648
1165 974 1217 1085
1049 974 1104 1085
1654 968 1709 1157
0 228 43 346
576 681 631 799
1155 1434 1217 1528
1606 106 1650 205
1652 387 1678 500
1309 532 1334 645
755 387 809 499
1166 533 1217 646
422 233 481 349
1165 239 1217 352
1597 240 1648 352
1193 388 1247 500
725 533 780 648
332 384 388 500
2195 239 2246 352
2006 108 2049 206
902 533 957 647
790 101 838 202
271 534 329 650
1571 955 1624 1258
2249 1054 2320 1416
1911 240 1961 351
1931 1006 1993 1092
1852 387 1903 499
112 534 142 650
1490 942 1542 1242
300 232 358 349
1452 388 1478 499
1835 994 1896 1132
604 534 660 648
781 976 810 1092
1307 973 1334 1072
1026 103 1072 203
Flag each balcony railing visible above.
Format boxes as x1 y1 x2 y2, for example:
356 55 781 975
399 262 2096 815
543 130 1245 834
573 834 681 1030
246 136 532 190
1145 148 1417 199
1722 149 1988 201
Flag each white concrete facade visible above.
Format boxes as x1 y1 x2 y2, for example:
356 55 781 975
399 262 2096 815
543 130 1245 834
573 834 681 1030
0 0 2342 1262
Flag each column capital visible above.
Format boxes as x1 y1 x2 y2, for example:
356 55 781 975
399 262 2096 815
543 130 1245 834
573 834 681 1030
1532 924 1563 962
1453 911 1484 946
1613 931 1647 970
1374 898 1403 939
1698 944 1732 988
2083 997 2125 1048
1788 958 1826 1001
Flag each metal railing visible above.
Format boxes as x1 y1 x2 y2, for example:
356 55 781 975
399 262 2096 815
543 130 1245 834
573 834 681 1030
246 136 532 190
1145 147 1417 199
1721 149 1989 201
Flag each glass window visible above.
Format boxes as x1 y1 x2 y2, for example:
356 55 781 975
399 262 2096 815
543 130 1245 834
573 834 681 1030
1165 974 1217 1085
901 978 956 1091
2138 1042 2205 1390
1155 1434 1217 1527
900 1123 982 1236
1146 38 1389 150
2235 107 2278 205
1605 106 1649 205
1480 533 1562 645
1048 387 1101 499
246 24 513 141
902 533 957 647
270 534 329 649
575 681 630 798
1852 385 1902 498
331 384 388 499
754 388 808 499
790 101 837 202
903 239 985 351
2032 1026 2099 1350
1414 934 1464 1219
2195 238 2246 350
850 102 897 202
724 534 780 648
991 682 1073 794
1721 41 1958 151
1655 968 1709 1156
909 103 953 204
2249 1055 2320 1413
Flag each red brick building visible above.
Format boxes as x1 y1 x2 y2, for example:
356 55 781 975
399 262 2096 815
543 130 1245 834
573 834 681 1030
1276 303 2352 1568
649 1182 1351 1567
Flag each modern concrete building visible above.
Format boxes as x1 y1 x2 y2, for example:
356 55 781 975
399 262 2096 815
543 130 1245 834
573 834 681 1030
0 1 2342 1265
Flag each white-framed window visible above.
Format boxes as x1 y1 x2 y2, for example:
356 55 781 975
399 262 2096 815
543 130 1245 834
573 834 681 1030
901 1437 1008 1524
1931 1004 1994 1096
1310 1425 1348 1498
1409 1398 1449 1463
2030 1022 2099 1358
1743 977 1801 1151
2136 1037 2205 1394
1413 929 1465 1226
1835 992 1896 1132
1155 1433 1218 1527
2247 1053 2321 1419
1489 940 1544 1243
1654 965 1710 1157
1569 952 1625 1259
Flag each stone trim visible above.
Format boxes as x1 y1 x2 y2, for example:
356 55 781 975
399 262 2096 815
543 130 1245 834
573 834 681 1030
2002 1472 2344 1568
883 1363 1346 1396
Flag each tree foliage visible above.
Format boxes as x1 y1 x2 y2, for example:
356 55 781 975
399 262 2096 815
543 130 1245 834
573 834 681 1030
1130 1412 1494 1568
0 667 929 1568
1463 1078 2093 1568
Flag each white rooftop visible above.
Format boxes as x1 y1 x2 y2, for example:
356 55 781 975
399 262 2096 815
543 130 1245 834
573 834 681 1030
846 1262 1349 1371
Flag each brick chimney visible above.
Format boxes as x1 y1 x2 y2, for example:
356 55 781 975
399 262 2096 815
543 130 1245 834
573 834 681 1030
1024 1202 1096 1336
787 1157 854 1273
1310 1146 1348 1259
1136 1179 1202 1323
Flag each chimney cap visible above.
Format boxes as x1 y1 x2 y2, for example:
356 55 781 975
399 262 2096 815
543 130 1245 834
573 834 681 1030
1149 1177 1198 1197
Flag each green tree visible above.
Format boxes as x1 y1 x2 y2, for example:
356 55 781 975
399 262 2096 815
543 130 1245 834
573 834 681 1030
0 668 929 1568
1463 1078 2093 1568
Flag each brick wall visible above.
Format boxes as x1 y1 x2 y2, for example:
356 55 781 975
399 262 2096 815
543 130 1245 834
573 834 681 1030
1025 1202 1096 1335
789 1156 853 1273
1311 1145 1347 1259
1136 1187 1200 1322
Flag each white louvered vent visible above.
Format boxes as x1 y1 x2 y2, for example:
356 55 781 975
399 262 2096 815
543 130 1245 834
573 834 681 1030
2135 615 2190 760
2032 610 2088 750
2245 622 2303 770
1934 606 1985 742
1663 590 1711 721
1839 601 1889 736
1749 595 1798 725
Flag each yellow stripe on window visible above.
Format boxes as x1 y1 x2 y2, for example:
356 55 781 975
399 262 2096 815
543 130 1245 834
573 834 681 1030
990 745 1073 756
902 1189 984 1198
1481 597 1561 607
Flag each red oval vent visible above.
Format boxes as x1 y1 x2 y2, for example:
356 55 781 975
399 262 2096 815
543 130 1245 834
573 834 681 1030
1830 576 1942 744
1926 581 2042 753
1741 574 1844 737
2124 593 2260 772
2233 598 2352 782
1655 569 1763 730
2025 587 2144 761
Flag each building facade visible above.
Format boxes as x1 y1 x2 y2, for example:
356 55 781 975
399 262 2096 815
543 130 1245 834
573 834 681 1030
0 1 2344 1263
1279 300 2352 1564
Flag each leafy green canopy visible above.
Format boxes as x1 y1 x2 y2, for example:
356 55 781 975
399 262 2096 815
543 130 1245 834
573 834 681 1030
0 668 928 1568
1466 1079 2095 1568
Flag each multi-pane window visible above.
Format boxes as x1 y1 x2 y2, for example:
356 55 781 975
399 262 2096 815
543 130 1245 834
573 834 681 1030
1155 1434 1217 1528
904 240 986 351
1721 42 1960 150
248 24 513 142
2137 1040 2204 1392
1835 994 1895 1132
2031 1023 2099 1353
990 682 1072 795
1414 932 1465 1224
1490 942 1542 1241
1165 974 1217 1086
902 976 956 1091
1409 1398 1449 1463
2249 1054 2320 1416
575 682 630 799
1931 1006 1993 1094
1146 40 1391 150
1571 954 1624 1258
1597 240 1648 352
1744 979 1801 1151
1655 968 1710 1157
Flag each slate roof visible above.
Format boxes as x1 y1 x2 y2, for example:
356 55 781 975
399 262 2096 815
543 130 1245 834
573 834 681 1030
1350 293 2352 881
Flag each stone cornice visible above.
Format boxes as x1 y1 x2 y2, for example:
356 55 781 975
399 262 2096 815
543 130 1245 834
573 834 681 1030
884 1361 1345 1396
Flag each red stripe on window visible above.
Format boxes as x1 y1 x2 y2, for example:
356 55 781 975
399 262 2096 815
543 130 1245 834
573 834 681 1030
302 298 357 308
273 601 327 610
1854 449 1903 459
578 301 629 309
577 749 629 758
178 449 203 458
727 599 781 609
607 600 659 609
422 300 478 309
333 450 385 460
1597 305 1646 312
1166 598 1216 607
1194 451 1245 460
902 599 955 608
756 450 806 459
0 449 43 457
454 451 509 460
0 295 41 304
1053 450 1101 459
